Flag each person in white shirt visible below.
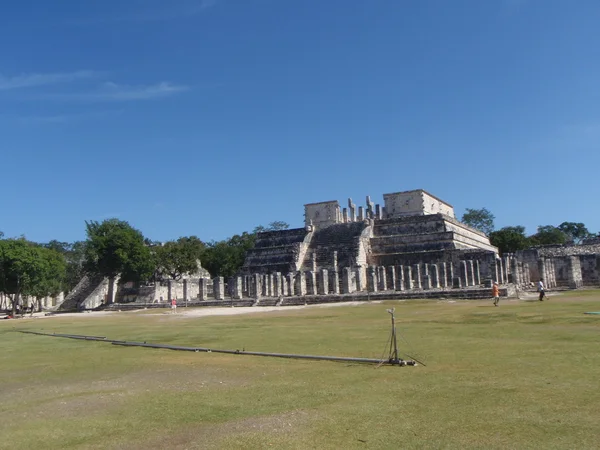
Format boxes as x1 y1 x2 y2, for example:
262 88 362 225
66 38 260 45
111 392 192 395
538 279 545 301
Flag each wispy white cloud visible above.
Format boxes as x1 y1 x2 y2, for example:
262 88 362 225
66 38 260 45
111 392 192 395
42 81 189 102
0 70 98 91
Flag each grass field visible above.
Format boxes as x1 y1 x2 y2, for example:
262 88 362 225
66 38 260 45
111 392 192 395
2 292 600 449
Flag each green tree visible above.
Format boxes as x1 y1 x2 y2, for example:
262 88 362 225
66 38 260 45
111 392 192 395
84 219 154 285
203 232 257 278
253 221 290 233
43 240 87 292
489 226 531 255
155 236 206 280
557 222 590 244
461 208 495 235
529 225 568 246
0 239 66 316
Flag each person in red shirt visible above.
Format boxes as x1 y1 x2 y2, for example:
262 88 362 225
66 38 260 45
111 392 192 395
492 282 500 306
171 298 177 313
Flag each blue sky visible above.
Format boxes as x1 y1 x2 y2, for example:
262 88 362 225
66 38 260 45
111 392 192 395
2 0 599 243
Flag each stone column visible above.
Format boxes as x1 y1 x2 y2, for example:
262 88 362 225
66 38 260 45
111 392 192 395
422 273 431 290
273 273 282 297
199 278 209 300
331 271 340 294
367 266 378 292
167 279 174 302
387 266 396 291
567 256 583 289
474 260 481 285
378 266 387 291
261 275 268 296
467 260 474 286
396 266 405 291
214 277 225 300
296 272 307 296
232 277 243 299
537 259 546 286
460 261 469 287
183 279 189 303
405 266 413 290
342 267 353 294
430 264 440 289
439 263 448 288
358 206 365 221
311 253 317 272
333 251 338 272
413 264 422 289
319 269 329 295
342 208 348 223
252 274 261 299
287 273 295 296
498 258 505 284
308 271 317 295
356 267 366 291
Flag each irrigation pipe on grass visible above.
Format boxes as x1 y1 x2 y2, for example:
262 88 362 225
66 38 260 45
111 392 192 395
18 330 417 367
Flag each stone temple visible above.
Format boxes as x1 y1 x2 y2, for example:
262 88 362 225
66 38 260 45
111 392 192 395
49 189 599 310
240 189 507 296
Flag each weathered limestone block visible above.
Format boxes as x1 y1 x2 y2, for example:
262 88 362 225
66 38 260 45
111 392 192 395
396 266 405 291
308 271 317 295
474 260 481 285
430 264 440 289
567 256 583 289
405 266 413 290
413 264 422 289
439 263 448 288
387 266 396 291
468 260 475 287
232 277 242 299
342 267 354 294
378 266 387 291
273 273 282 297
331 271 340 294
199 278 209 300
296 272 307 296
367 266 378 292
422 274 431 290
253 273 261 299
214 277 225 300
319 269 329 295
453 276 462 288
287 273 295 296
460 261 469 287
356 267 366 291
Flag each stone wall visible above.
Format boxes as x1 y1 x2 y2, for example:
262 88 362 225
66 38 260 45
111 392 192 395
383 190 455 218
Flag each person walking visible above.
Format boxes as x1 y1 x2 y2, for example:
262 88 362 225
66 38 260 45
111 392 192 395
171 298 177 313
538 279 546 301
492 281 500 306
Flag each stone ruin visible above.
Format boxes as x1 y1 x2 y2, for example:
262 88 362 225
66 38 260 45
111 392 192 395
48 189 600 311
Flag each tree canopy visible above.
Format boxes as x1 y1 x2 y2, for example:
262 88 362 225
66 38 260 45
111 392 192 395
529 225 568 246
84 219 154 283
461 208 495 235
557 222 591 244
154 236 206 281
489 226 530 255
0 239 66 315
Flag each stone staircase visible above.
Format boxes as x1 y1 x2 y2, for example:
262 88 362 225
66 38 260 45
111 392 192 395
300 222 368 271
241 228 309 274
59 275 106 311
